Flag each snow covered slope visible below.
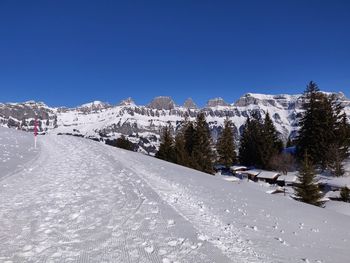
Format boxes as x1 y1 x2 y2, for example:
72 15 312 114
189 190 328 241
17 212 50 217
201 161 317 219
1 92 349 154
1 128 350 262
0 127 39 180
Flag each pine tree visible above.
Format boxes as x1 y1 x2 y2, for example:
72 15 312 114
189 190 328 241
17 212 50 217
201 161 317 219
293 153 324 207
297 82 350 171
335 113 350 161
296 81 325 164
191 112 214 174
174 123 189 166
261 112 283 169
239 111 282 169
184 121 195 158
156 124 175 162
327 144 345 177
238 113 264 167
216 118 237 168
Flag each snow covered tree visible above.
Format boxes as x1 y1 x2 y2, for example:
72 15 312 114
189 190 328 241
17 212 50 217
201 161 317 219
216 118 237 168
191 112 214 174
156 124 175 162
293 153 324 207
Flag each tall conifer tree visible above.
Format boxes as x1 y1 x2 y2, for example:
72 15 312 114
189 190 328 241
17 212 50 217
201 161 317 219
216 118 237 168
174 123 190 166
155 124 175 162
238 113 264 167
261 112 283 169
192 112 214 174
293 153 324 207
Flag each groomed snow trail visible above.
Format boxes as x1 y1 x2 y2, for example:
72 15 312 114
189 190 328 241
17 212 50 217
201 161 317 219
0 134 231 263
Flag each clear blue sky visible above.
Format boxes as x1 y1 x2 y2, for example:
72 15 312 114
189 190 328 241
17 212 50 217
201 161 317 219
0 0 349 107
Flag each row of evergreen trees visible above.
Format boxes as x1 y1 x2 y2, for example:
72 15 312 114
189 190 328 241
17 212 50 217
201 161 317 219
156 109 285 175
156 112 215 173
238 112 284 170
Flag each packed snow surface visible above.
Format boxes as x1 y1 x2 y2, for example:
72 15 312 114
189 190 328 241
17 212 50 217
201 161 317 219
1 128 350 262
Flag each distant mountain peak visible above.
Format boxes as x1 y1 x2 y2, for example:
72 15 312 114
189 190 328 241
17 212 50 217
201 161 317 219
79 100 107 107
148 96 175 110
206 97 229 107
183 98 197 109
77 101 111 112
118 97 135 106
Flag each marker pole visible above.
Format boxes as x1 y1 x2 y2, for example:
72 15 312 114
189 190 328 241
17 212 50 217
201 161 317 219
34 118 38 149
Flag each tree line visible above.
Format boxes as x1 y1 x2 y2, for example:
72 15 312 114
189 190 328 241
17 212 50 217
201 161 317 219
156 109 285 174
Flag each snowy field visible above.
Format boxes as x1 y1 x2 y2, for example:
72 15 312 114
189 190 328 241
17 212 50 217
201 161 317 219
1 128 350 262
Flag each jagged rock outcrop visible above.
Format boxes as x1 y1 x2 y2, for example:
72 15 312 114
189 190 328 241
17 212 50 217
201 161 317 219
183 98 197 109
77 101 111 113
206 97 230 107
148 96 175 110
118 97 135 106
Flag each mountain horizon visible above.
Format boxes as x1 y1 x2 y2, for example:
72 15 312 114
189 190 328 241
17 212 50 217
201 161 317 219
1 90 349 155
2 89 349 109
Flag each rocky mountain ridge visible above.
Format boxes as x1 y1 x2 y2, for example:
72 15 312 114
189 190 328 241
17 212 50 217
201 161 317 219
1 92 349 154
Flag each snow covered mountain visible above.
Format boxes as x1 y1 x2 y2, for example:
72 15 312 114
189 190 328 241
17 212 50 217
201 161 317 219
1 127 350 262
1 92 350 154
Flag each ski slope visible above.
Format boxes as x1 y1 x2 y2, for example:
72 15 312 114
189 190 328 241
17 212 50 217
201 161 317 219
1 128 350 262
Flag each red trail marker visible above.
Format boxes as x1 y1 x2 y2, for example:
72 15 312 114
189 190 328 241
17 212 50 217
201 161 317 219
34 118 38 149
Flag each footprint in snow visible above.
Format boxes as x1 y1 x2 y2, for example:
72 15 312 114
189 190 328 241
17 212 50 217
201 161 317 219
22 245 32 251
246 226 258 231
167 240 178 247
197 234 209 241
144 245 154 254
167 219 175 227
275 237 285 243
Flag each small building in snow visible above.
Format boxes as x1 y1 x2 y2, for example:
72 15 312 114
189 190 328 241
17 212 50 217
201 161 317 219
230 165 248 179
240 169 261 181
230 165 247 173
256 171 281 184
277 173 298 187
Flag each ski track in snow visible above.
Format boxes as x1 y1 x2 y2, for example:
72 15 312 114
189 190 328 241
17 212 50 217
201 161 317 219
0 134 229 263
1 130 350 262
